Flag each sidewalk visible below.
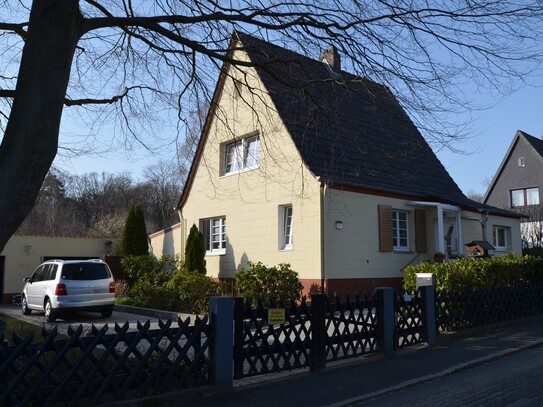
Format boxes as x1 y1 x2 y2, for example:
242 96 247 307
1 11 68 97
108 314 543 407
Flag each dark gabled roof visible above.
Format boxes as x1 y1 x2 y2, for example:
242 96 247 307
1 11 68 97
522 130 543 158
235 33 517 217
179 32 519 218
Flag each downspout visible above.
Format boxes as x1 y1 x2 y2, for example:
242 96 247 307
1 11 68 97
177 208 186 262
320 181 327 294
463 211 489 241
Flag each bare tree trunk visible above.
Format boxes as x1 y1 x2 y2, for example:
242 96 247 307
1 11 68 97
0 0 82 252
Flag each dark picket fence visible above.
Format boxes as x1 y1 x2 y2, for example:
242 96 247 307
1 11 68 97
394 290 425 349
324 293 378 361
436 282 543 332
0 316 212 407
9 280 543 405
233 292 391 379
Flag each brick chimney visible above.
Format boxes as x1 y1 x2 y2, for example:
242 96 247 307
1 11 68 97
320 46 341 70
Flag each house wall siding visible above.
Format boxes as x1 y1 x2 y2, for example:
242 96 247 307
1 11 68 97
324 190 433 280
149 222 184 258
180 49 322 281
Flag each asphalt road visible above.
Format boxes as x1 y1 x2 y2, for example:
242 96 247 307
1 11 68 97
361 345 543 406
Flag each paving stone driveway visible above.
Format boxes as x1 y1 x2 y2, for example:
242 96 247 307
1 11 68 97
0 304 180 337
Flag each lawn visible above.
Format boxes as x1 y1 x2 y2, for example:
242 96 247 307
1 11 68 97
0 313 46 344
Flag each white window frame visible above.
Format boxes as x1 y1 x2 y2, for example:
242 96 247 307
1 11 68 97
279 205 293 250
492 225 509 251
511 187 540 207
201 217 226 255
392 210 409 251
223 135 260 175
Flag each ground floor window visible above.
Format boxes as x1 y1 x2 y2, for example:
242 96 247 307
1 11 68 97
392 210 409 251
201 217 226 255
492 225 509 250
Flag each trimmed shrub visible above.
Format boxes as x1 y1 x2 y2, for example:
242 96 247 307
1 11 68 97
234 262 304 304
119 203 149 256
184 224 206 274
403 254 543 291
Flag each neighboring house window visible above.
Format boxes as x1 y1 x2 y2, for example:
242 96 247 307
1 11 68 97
518 156 525 167
279 205 293 250
511 187 540 207
201 217 226 255
224 135 260 174
392 210 409 251
492 226 508 250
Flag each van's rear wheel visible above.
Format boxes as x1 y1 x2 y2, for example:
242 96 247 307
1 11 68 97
101 309 113 318
44 299 56 322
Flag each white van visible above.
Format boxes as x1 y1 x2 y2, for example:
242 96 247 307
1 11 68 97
21 259 115 322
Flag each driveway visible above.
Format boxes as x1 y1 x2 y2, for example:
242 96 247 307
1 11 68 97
0 303 183 337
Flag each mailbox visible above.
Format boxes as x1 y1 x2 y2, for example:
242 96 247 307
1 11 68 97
416 273 436 289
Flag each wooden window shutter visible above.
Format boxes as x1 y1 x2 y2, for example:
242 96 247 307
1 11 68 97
378 205 393 252
414 209 427 253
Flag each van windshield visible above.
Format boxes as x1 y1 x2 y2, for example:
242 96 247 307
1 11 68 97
61 263 111 280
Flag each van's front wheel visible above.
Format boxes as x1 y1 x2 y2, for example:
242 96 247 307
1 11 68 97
21 296 31 315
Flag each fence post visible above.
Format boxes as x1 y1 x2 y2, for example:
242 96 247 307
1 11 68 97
376 287 394 357
420 285 436 346
233 297 244 380
209 296 234 387
310 293 326 372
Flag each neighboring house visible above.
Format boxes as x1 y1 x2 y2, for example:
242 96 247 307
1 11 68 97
0 234 118 304
484 130 543 248
150 32 522 295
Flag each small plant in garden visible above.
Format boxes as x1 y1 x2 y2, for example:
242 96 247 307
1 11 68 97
234 261 304 304
167 269 220 314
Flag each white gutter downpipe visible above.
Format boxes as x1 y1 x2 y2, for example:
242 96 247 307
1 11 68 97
320 181 327 294
436 204 445 254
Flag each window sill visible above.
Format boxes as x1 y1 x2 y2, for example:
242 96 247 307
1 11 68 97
220 166 259 178
205 251 226 257
393 249 414 254
279 247 293 252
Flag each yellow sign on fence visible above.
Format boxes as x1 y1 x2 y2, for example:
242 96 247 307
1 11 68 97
267 308 286 325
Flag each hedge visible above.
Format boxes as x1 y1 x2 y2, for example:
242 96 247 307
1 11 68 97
403 254 543 291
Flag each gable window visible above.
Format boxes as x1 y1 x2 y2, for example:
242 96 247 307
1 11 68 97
518 156 525 167
279 205 293 250
224 135 260 175
392 210 409 251
492 226 509 250
511 187 539 207
201 217 226 255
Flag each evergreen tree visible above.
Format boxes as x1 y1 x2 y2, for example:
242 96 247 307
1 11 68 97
184 224 206 274
119 203 149 256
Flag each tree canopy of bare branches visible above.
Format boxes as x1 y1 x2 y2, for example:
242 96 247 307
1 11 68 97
1 0 543 253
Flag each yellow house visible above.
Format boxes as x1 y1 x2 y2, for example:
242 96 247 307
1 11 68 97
150 32 522 295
